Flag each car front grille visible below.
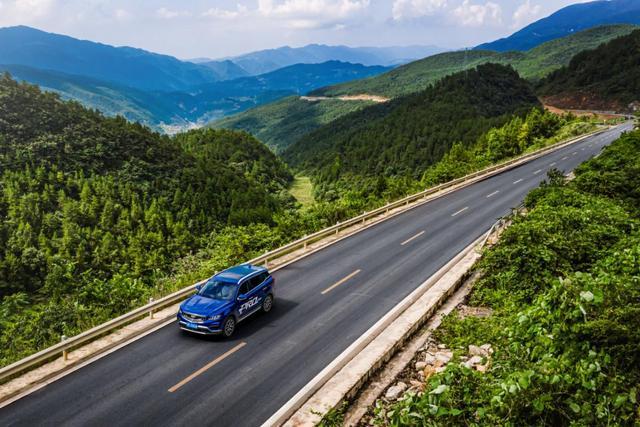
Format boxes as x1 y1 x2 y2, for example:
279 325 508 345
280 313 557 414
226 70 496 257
182 312 206 323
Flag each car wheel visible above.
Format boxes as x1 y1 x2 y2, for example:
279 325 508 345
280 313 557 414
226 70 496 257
262 294 273 313
222 316 236 338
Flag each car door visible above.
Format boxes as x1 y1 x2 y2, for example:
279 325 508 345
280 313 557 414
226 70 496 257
237 275 263 320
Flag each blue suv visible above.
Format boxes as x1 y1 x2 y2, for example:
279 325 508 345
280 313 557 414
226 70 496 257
177 264 274 337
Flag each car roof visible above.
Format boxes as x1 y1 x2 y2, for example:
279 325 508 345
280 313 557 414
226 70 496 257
215 264 267 283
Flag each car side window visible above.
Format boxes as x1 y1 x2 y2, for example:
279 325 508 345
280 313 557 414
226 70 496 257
256 272 268 286
238 281 250 296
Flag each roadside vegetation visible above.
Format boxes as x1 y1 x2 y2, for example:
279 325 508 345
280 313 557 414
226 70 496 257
373 130 640 425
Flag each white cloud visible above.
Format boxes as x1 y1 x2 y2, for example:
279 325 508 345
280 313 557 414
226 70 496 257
257 0 370 29
156 7 191 19
511 0 541 29
452 0 501 27
114 8 132 22
391 0 447 21
202 4 248 20
14 0 54 16
0 0 55 25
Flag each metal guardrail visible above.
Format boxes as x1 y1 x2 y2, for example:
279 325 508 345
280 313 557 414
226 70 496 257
0 126 608 383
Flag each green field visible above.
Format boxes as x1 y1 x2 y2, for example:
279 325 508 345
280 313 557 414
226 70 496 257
289 176 314 207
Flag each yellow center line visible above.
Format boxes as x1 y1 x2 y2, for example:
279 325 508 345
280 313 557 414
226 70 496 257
321 269 361 295
401 230 425 246
168 342 247 392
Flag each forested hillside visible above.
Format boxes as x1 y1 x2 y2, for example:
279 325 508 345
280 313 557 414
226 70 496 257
375 129 640 425
283 64 539 192
0 76 292 361
212 25 633 149
538 29 640 112
314 25 636 98
209 95 375 152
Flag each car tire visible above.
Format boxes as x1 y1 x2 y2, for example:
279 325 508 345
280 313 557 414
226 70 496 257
222 316 236 338
262 294 274 313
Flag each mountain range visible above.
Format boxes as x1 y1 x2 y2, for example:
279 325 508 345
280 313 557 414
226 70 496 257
3 0 639 134
213 24 636 151
203 44 444 76
0 26 391 130
476 0 640 51
0 26 220 91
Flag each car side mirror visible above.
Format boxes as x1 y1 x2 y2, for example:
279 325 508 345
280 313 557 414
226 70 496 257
237 294 247 302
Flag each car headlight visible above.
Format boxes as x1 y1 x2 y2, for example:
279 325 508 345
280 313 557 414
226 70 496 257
208 314 222 321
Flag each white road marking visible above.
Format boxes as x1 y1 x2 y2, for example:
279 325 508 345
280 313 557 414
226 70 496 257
169 342 247 392
562 156 569 160
549 162 556 167
321 269 361 295
513 179 523 184
581 147 586 151
486 190 500 198
533 169 542 175
451 207 468 217
572 151 578 155
401 230 425 246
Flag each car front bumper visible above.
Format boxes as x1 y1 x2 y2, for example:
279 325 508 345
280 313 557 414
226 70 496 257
179 322 223 335
177 313 223 335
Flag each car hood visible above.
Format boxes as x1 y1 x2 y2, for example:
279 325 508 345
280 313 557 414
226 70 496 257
181 295 233 315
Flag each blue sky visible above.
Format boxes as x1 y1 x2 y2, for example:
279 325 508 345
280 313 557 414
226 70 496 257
0 0 589 58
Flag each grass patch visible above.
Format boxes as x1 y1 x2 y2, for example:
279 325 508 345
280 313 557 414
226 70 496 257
289 175 314 207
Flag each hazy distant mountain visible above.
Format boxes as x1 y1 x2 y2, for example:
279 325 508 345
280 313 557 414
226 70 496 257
160 61 391 124
476 0 640 52
0 60 389 130
0 26 220 91
222 44 443 75
198 60 249 80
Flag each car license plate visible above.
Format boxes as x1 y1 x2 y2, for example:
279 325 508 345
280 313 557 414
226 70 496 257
187 322 198 330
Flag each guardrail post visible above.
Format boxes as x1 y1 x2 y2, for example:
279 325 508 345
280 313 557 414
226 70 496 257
335 222 340 235
362 211 366 224
61 335 68 361
149 297 155 319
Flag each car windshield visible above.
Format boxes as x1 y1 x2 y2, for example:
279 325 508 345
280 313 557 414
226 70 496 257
198 280 237 301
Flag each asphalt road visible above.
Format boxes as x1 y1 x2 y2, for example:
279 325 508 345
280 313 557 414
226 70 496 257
0 123 632 426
